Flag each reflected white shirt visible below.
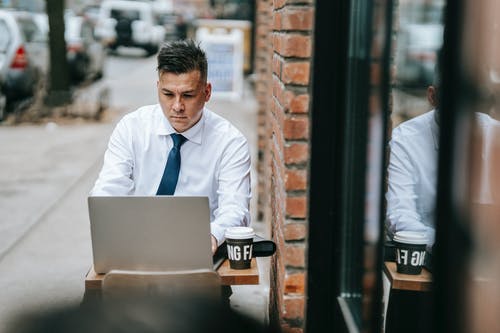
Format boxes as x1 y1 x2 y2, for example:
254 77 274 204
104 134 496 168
90 104 251 244
386 110 439 246
386 109 495 246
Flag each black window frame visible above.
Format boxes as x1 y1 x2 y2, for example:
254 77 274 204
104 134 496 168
307 0 393 332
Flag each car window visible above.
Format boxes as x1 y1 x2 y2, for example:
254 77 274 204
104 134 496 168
0 19 10 52
110 9 140 21
16 17 43 43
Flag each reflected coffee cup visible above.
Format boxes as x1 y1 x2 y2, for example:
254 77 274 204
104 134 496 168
225 227 255 270
393 231 428 275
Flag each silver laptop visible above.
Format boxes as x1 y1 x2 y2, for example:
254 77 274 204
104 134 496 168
88 196 213 274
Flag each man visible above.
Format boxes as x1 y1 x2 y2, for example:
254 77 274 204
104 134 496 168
385 85 440 248
386 79 494 249
90 40 252 255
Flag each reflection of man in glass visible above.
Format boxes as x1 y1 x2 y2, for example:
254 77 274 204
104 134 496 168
386 70 495 249
385 81 440 248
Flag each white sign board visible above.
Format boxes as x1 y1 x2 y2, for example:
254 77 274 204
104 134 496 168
196 27 244 101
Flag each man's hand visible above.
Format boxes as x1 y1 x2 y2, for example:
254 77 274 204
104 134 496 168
211 235 218 254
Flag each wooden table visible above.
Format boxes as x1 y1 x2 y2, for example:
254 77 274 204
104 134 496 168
383 261 432 292
85 258 259 291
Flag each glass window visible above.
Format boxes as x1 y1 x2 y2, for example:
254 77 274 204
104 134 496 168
387 0 446 249
0 20 10 52
16 18 40 43
383 1 445 332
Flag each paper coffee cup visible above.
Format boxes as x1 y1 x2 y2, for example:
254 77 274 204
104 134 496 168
393 231 428 275
225 227 254 270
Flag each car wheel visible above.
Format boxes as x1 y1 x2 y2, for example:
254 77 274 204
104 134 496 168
72 56 89 83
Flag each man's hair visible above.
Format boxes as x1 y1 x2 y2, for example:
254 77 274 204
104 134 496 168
157 40 208 81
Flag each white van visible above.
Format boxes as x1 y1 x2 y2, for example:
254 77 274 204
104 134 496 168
95 0 166 55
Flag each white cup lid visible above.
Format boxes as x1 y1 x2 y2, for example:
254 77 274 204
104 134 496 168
225 227 254 239
393 231 428 245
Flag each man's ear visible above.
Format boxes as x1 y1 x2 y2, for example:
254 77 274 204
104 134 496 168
427 85 438 107
205 82 212 102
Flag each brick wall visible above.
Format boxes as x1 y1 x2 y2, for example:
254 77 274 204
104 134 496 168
255 0 314 331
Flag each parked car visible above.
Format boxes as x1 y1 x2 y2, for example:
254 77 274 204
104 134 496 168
95 0 166 55
65 15 106 82
33 12 106 84
0 9 49 102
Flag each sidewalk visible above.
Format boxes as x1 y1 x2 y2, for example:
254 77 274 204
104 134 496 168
0 78 269 330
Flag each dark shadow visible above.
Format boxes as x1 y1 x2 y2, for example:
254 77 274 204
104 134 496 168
7 295 274 333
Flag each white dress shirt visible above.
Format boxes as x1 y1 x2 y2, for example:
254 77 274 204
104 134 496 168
386 110 439 246
386 109 495 247
90 104 251 244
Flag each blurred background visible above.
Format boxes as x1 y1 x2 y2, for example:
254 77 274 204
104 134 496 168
392 0 445 126
0 0 256 121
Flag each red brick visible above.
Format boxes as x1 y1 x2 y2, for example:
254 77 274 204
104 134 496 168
272 54 282 76
272 95 285 129
273 11 282 30
285 169 307 191
283 296 305 319
286 196 307 218
285 272 306 294
274 0 286 9
273 228 284 258
278 34 311 58
284 117 309 140
284 143 308 165
282 62 310 85
273 34 282 53
273 76 286 108
281 7 314 31
284 244 305 267
288 93 309 114
284 223 307 241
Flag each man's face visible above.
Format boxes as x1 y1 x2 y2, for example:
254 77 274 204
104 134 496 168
157 70 211 133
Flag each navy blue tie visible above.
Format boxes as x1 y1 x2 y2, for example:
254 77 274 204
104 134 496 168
156 134 187 195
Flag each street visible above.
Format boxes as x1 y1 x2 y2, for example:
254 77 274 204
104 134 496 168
0 48 267 331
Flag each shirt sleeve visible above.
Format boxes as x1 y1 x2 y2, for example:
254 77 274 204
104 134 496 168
385 137 435 245
210 135 252 245
90 118 135 196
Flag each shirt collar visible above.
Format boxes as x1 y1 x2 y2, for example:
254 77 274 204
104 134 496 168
155 105 204 145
